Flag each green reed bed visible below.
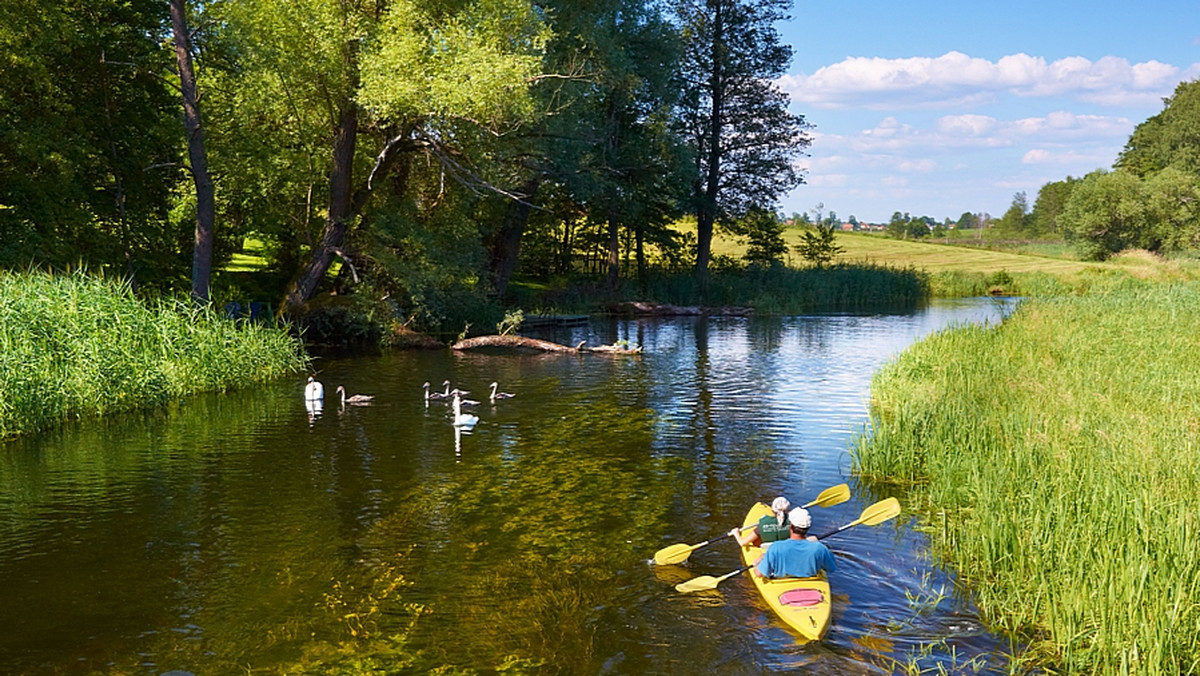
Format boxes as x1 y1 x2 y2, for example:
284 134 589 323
854 281 1200 674
0 271 308 439
642 262 930 313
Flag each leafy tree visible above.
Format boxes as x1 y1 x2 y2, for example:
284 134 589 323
202 0 547 320
673 0 811 291
955 212 980 229
1117 78 1200 178
1144 166 1200 252
0 0 182 286
886 211 909 238
1029 178 1078 237
995 191 1030 234
1059 170 1152 260
734 207 786 266
794 222 843 267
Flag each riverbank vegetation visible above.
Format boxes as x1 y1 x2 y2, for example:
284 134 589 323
0 271 307 439
853 280 1200 674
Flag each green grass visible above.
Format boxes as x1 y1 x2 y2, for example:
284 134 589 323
853 279 1200 674
0 270 309 439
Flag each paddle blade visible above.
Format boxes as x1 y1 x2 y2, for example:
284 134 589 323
654 542 699 566
856 497 901 526
804 483 850 509
675 575 722 593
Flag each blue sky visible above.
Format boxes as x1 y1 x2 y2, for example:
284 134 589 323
774 1 1200 224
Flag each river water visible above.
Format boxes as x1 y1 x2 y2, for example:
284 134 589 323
0 298 1022 675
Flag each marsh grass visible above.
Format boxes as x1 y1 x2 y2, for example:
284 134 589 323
854 280 1200 674
0 271 307 438
529 262 931 315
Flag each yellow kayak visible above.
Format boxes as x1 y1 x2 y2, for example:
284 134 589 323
738 502 832 642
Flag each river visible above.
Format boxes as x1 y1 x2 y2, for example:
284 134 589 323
0 297 1022 674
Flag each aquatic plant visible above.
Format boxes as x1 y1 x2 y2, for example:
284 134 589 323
854 281 1200 674
0 270 308 438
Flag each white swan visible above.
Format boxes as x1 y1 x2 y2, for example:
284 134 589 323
304 376 324 401
451 391 479 427
423 380 451 401
336 385 375 407
489 382 514 401
450 388 480 406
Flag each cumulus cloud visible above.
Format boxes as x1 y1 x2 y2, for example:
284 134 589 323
779 51 1196 110
1022 148 1117 166
820 111 1134 156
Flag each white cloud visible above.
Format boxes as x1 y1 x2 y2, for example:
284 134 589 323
898 159 937 172
1021 148 1116 166
778 51 1197 110
817 111 1133 156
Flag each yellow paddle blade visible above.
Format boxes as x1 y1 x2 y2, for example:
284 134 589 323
675 575 722 593
855 497 901 527
653 542 699 566
804 483 850 509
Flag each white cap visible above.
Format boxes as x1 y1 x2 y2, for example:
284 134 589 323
788 507 811 529
770 496 791 512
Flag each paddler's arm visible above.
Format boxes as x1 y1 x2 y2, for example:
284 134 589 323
750 552 768 579
729 526 759 547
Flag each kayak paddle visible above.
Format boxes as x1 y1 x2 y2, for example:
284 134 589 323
674 497 901 593
653 483 850 566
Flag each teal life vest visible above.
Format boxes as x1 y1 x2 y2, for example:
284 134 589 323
758 514 791 543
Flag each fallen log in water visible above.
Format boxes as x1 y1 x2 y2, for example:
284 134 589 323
450 334 641 354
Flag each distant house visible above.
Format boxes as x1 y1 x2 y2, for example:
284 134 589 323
840 222 854 231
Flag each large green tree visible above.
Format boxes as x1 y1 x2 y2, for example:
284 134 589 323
1028 177 1078 237
672 0 811 292
202 0 546 319
1117 78 1200 178
0 0 182 286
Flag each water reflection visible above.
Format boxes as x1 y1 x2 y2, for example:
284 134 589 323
305 397 323 423
0 298 1025 674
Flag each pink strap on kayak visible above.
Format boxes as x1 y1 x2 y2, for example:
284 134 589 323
779 589 824 607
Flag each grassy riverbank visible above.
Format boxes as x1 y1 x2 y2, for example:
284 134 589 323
853 279 1200 674
0 271 308 439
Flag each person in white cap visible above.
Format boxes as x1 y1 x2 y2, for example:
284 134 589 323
751 506 837 580
731 496 792 547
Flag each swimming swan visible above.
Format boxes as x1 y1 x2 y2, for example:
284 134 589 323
451 392 479 427
304 376 324 401
336 386 375 406
489 382 514 401
423 380 451 401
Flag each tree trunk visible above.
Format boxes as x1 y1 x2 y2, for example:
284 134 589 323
695 0 724 296
606 211 619 290
282 97 357 316
488 175 540 298
170 0 215 302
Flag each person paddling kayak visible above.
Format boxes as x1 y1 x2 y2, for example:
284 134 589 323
730 496 792 547
750 507 837 579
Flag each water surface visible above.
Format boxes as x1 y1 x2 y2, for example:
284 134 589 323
0 298 1022 674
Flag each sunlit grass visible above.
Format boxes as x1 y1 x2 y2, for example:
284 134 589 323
853 280 1200 674
0 270 309 438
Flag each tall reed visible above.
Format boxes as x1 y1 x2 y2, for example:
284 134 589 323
637 262 929 313
0 271 308 439
854 281 1200 674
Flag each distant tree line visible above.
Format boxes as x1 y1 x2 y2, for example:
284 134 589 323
0 0 812 332
986 78 1200 260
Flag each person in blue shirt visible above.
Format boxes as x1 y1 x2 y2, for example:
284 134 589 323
751 507 837 579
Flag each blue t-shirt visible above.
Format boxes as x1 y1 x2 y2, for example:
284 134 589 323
757 538 837 579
